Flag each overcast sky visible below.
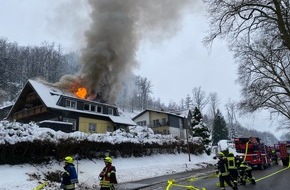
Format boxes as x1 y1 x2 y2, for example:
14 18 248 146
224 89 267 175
0 0 282 138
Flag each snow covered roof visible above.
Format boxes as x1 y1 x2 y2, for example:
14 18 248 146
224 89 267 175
109 115 136 126
8 79 136 126
133 108 191 120
28 79 118 109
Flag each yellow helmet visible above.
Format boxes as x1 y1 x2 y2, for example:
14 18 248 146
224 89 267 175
104 156 112 163
218 152 224 157
64 156 73 164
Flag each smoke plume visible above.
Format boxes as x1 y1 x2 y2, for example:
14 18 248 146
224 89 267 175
56 0 198 103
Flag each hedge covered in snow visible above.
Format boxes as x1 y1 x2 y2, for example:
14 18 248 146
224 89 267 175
0 121 204 164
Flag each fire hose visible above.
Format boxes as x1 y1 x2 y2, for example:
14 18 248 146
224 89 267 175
166 179 206 190
33 181 48 190
243 141 249 162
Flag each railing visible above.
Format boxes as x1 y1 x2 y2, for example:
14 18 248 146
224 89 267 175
13 105 47 120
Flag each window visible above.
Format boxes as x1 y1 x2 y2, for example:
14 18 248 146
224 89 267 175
96 106 102 113
63 118 77 130
153 119 159 127
91 105 96 112
162 118 166 125
84 103 90 111
65 100 77 109
137 121 146 126
107 126 114 132
88 123 96 133
108 107 113 115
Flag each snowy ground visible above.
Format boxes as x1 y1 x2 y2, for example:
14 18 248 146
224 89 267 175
0 153 216 190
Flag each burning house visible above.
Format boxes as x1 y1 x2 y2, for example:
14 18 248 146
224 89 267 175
6 79 136 133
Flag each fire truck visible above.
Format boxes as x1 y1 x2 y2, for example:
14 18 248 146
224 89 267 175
274 141 290 166
233 137 271 169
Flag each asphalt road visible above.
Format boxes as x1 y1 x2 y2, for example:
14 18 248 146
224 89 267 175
117 163 290 190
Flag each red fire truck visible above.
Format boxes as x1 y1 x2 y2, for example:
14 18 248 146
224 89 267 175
234 137 271 169
274 141 290 166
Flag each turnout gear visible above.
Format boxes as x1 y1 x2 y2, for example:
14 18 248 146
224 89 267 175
238 161 256 185
217 153 238 190
99 157 118 190
61 156 78 190
227 153 239 187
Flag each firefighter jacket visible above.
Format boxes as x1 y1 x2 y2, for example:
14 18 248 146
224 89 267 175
217 157 230 176
99 163 118 188
239 162 252 172
61 163 78 189
227 156 237 170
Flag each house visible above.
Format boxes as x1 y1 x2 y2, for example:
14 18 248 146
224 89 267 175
0 103 13 120
6 79 136 133
132 109 192 140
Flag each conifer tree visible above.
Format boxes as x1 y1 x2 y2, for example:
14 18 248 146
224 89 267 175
191 107 211 155
212 109 228 145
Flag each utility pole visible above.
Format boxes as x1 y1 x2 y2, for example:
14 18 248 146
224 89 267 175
186 129 191 162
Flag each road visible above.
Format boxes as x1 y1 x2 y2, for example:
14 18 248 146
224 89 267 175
130 164 290 190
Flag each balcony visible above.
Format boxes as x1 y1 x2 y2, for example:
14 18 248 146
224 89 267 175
13 105 47 120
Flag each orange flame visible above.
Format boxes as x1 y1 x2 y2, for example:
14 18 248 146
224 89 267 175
75 87 88 99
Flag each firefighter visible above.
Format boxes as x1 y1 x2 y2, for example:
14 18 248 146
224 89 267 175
271 149 278 165
227 153 239 186
99 156 118 190
60 156 78 190
238 161 256 185
216 152 238 190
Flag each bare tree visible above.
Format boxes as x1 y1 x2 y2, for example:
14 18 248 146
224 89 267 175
203 0 290 130
192 86 208 112
208 92 219 118
225 99 238 138
184 94 193 109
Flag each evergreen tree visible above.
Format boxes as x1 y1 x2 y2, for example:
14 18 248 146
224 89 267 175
191 107 211 155
212 109 228 145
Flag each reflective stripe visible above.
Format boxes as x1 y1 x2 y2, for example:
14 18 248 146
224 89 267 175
227 157 237 169
219 162 229 176
64 183 75 189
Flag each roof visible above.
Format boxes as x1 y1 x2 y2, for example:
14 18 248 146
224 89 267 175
28 79 118 109
10 79 136 126
132 108 191 120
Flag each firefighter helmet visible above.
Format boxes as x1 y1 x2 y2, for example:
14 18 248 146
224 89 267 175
104 156 112 163
64 156 73 164
217 152 224 158
241 161 247 165
228 152 234 157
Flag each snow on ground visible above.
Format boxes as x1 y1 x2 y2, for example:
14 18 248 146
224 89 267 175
0 121 217 189
0 153 216 190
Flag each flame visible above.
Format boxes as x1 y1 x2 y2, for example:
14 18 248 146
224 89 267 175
75 87 88 99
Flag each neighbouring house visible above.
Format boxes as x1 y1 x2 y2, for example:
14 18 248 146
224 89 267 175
0 103 13 120
132 109 192 140
6 79 136 133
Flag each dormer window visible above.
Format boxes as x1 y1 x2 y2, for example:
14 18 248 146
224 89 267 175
65 99 77 109
96 106 102 113
108 107 113 115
